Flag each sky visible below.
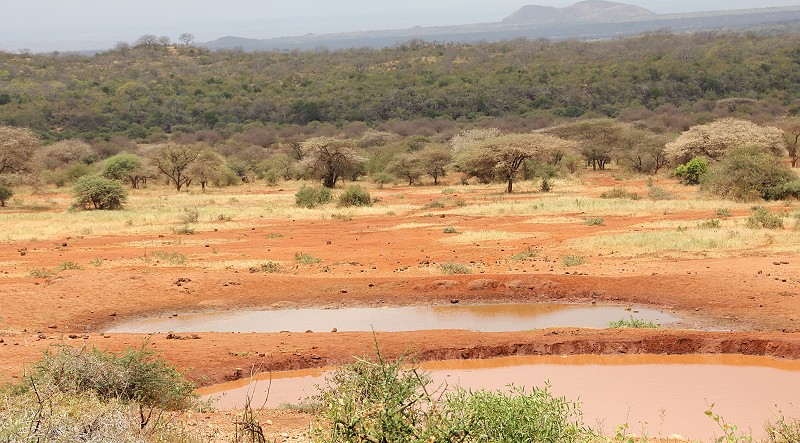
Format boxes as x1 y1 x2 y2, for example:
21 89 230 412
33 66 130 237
2 0 800 52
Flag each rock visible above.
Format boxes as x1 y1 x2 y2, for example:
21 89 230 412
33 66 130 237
48 324 57 329
450 299 459 304
331 328 337 333
431 280 459 289
468 279 499 290
305 330 313 333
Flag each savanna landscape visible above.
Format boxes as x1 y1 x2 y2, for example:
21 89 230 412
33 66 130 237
2 10 800 443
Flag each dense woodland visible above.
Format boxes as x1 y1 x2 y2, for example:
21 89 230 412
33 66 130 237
1 31 800 143
1 31 800 205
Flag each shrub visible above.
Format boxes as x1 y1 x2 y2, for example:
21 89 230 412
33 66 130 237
313 354 589 443
716 208 733 217
295 186 332 208
443 226 458 234
746 207 784 229
540 177 551 192
179 207 199 224
600 187 639 200
26 344 195 411
0 184 12 207
250 261 281 273
338 185 372 207
371 171 394 189
697 219 721 229
608 317 658 329
674 156 708 185
562 255 586 267
72 175 127 210
584 217 605 226
511 247 538 261
767 179 800 201
439 262 472 275
55 261 83 271
703 146 796 201
294 252 321 264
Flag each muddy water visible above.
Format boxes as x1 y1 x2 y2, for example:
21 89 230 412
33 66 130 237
107 303 678 333
198 354 800 440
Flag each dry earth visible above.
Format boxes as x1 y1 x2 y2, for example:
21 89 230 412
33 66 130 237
1 171 799 440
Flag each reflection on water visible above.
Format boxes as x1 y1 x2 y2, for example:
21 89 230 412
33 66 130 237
198 354 800 440
107 303 679 333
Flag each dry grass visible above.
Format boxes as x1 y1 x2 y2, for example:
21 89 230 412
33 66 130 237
0 184 415 241
439 230 534 244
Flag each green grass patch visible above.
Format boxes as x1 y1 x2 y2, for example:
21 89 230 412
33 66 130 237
562 255 586 267
295 252 321 264
439 262 472 275
608 317 658 329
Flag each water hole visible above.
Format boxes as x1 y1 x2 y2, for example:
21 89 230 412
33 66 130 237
107 303 679 333
198 354 800 440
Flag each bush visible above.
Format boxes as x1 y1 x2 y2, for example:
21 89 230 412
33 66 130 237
767 179 800 201
439 262 472 275
746 207 784 229
600 187 640 200
313 354 589 443
72 175 127 210
608 317 658 329
703 146 796 201
0 184 12 207
674 156 709 185
295 186 332 208
26 344 195 411
338 185 372 207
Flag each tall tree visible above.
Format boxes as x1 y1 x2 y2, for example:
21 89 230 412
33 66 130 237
776 117 800 168
419 144 452 185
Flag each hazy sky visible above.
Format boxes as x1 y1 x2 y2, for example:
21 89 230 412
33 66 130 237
3 0 800 51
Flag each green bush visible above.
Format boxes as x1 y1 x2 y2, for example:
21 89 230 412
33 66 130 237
313 355 589 443
295 185 332 208
703 146 796 201
608 317 658 329
767 179 800 201
746 207 784 229
72 175 127 210
0 184 12 207
26 344 195 411
562 255 587 267
600 187 639 200
674 157 708 185
439 262 472 275
338 185 372 207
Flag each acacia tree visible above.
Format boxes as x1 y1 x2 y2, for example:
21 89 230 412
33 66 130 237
543 119 625 171
299 137 364 188
665 118 786 164
103 153 151 188
616 127 671 174
187 149 224 192
0 126 40 174
419 144 452 185
150 144 200 191
461 133 576 193
386 153 423 186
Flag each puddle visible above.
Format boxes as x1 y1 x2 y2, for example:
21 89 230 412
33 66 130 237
107 303 679 333
198 354 800 440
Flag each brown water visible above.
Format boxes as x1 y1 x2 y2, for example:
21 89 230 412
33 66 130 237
198 354 800 440
106 303 679 333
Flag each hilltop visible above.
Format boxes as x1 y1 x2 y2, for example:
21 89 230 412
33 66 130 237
502 0 656 24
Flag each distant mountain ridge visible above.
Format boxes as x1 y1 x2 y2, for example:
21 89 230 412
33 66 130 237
203 2 800 52
503 0 656 24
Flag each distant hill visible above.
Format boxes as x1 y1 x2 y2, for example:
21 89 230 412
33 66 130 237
204 3 800 52
503 0 656 24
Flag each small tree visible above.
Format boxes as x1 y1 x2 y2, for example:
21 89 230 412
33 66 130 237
150 144 200 192
776 117 800 167
674 157 708 185
386 153 423 186
0 125 41 174
300 137 364 188
187 149 224 192
419 144 452 185
73 176 127 210
0 184 12 206
103 153 147 188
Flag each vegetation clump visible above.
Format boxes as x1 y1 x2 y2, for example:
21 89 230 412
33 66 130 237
746 208 784 230
295 186 333 208
608 317 658 329
703 146 796 201
72 175 128 210
337 185 372 207
0 184 12 207
313 354 589 443
439 262 472 275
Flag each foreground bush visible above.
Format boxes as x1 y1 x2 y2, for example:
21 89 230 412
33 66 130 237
337 185 372 207
72 175 128 210
1 344 197 442
295 185 332 208
313 354 590 443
